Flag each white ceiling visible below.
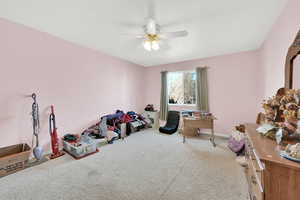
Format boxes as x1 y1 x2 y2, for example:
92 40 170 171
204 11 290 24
0 0 287 67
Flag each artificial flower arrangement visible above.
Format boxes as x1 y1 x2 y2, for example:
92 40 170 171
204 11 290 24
257 88 300 144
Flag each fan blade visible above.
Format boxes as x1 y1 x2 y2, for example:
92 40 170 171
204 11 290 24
158 39 171 51
121 33 146 39
136 34 146 39
159 30 188 39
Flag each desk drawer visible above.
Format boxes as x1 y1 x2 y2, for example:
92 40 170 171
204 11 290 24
183 119 213 129
183 127 198 136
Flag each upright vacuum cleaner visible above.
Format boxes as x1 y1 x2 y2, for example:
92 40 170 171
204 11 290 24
49 105 65 159
31 93 44 160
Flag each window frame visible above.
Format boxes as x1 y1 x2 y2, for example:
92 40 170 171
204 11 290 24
167 70 197 106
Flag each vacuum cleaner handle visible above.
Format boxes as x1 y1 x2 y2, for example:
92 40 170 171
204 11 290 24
49 105 57 134
31 93 40 136
51 105 54 114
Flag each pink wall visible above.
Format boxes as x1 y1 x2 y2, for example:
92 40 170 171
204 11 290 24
144 50 262 134
1 0 299 149
0 18 145 151
260 0 300 98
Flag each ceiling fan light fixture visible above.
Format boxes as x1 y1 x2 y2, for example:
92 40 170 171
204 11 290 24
143 35 160 51
151 40 160 50
144 40 152 51
128 1 188 53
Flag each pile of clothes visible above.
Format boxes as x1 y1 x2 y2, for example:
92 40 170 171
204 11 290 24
82 110 152 144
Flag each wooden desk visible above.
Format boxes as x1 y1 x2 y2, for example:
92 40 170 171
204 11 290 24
182 117 216 147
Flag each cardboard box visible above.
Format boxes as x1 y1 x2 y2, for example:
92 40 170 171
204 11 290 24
0 143 31 177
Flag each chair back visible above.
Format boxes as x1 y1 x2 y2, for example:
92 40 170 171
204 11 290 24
165 111 180 128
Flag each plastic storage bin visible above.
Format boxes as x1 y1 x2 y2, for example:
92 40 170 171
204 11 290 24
63 140 97 159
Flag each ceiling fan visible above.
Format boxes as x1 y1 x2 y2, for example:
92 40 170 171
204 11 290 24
130 0 188 51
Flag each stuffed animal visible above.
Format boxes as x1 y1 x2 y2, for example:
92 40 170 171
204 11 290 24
235 124 245 133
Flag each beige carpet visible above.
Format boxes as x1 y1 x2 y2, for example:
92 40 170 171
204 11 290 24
0 130 247 200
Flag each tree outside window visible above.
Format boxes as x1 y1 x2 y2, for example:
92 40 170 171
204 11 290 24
168 71 196 105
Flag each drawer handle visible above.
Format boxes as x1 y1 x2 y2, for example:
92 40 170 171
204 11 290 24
253 149 265 171
251 175 257 185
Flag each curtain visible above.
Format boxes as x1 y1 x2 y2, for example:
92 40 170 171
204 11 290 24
160 71 169 120
196 67 209 112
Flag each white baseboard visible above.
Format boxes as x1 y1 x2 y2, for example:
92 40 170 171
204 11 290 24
215 133 230 139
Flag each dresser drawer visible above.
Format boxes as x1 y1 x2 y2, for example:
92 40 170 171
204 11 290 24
250 180 264 200
245 159 264 200
245 137 264 200
245 137 265 171
249 162 264 200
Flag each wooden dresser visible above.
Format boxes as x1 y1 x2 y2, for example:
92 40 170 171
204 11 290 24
245 124 300 200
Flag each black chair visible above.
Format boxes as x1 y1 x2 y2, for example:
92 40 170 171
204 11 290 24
159 111 180 134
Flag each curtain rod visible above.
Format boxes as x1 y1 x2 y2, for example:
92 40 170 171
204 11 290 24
160 66 210 73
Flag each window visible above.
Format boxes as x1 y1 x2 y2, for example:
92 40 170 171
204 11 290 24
168 71 196 105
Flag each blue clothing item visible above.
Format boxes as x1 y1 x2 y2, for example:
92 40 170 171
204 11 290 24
102 110 125 120
127 111 136 116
